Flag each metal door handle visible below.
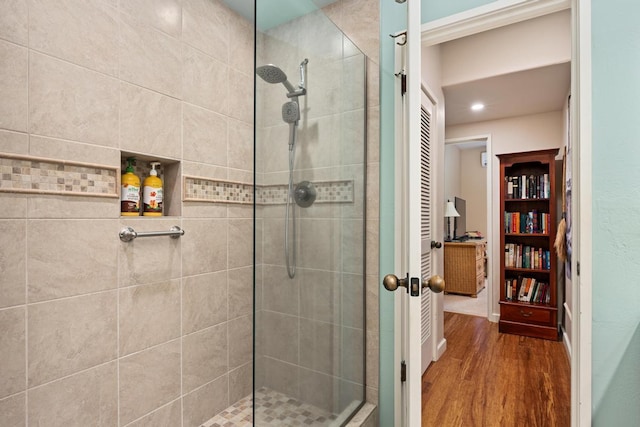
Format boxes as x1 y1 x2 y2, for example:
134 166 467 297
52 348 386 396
431 241 442 249
423 275 445 293
383 273 408 291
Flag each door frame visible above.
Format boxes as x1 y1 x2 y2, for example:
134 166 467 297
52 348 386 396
417 0 592 425
444 134 495 321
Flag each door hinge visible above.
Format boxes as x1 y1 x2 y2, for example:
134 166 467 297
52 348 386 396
401 73 406 96
401 361 407 382
577 261 580 276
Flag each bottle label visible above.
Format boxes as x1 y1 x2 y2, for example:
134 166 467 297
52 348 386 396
121 184 140 213
143 186 163 213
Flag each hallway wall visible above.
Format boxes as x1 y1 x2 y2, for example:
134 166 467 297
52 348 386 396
0 1 254 426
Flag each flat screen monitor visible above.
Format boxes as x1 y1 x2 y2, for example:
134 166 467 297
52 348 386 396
454 197 466 239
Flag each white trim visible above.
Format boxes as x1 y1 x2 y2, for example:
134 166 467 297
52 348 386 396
444 134 497 324
564 302 573 322
563 329 572 359
421 0 571 46
435 338 447 361
573 0 592 425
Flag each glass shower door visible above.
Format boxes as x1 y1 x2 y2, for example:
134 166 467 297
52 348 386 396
254 1 367 425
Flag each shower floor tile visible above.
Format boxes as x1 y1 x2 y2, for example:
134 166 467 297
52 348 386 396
201 387 337 427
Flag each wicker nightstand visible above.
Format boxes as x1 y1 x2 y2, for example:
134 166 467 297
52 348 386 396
444 240 486 297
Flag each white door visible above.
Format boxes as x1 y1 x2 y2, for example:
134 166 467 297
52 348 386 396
420 95 437 374
382 1 445 425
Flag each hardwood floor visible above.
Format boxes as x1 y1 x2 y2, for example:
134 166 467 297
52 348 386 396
422 312 570 427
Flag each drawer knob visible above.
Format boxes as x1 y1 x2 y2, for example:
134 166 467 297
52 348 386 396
520 310 533 317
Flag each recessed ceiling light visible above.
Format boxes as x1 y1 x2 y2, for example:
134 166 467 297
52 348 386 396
471 103 485 111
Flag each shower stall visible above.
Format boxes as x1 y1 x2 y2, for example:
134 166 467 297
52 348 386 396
253 2 368 425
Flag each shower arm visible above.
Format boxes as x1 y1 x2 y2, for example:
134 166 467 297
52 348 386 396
286 59 309 99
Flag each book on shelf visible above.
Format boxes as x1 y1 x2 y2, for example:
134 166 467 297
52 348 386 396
504 211 550 234
505 277 550 303
505 173 550 199
504 243 551 270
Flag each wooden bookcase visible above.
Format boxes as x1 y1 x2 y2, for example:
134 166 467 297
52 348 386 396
498 149 559 340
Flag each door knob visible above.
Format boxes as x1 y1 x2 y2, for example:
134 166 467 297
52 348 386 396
383 273 408 291
431 240 442 249
423 275 445 293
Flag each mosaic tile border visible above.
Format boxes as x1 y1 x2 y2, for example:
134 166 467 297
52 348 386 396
183 176 254 205
184 175 354 205
0 153 119 198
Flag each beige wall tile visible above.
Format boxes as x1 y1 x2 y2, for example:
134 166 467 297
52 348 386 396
228 362 252 404
341 326 364 384
227 68 253 125
28 220 118 302
228 314 251 370
28 291 117 387
365 329 379 390
263 357 298 398
0 307 25 398
299 368 334 413
182 323 227 393
119 340 181 425
183 103 227 166
0 393 25 427
29 135 120 166
299 318 340 377
228 266 252 320
182 0 229 63
119 280 181 356
182 376 228 427
366 58 380 108
182 271 227 334
337 0 380 63
183 46 228 115
27 196 120 219
0 41 27 132
228 219 252 269
299 269 341 324
126 399 182 427
227 119 252 172
181 219 228 276
0 129 28 154
119 15 181 98
0 0 28 46
29 53 119 147
263 311 298 364
342 219 364 274
341 273 365 329
118 218 182 287
263 265 299 316
367 105 380 163
339 379 364 414
0 220 26 308
228 10 253 76
120 83 181 159
299 218 342 271
29 0 118 76
0 194 27 218
119 0 182 38
27 362 117 427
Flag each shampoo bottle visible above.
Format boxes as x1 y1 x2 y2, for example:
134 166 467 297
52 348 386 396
143 162 163 216
121 157 141 216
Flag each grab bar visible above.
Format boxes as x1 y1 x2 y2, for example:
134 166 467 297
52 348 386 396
119 226 184 242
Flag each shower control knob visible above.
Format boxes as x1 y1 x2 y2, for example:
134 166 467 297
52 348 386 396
294 181 316 208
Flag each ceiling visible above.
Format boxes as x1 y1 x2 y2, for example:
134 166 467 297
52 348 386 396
222 0 339 30
443 62 571 126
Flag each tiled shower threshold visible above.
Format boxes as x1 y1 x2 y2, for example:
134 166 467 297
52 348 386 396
202 387 339 426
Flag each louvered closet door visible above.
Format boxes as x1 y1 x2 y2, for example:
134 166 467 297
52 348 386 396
420 101 434 373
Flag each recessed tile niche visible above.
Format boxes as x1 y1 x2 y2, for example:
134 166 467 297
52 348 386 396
120 152 181 217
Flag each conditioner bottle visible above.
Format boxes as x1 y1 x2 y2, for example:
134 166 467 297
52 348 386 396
143 162 163 216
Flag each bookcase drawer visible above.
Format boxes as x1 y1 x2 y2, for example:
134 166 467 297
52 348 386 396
500 304 555 326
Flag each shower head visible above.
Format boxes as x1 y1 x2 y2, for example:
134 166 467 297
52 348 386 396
256 64 296 94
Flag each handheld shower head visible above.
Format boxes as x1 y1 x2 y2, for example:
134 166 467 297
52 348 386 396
256 64 296 94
